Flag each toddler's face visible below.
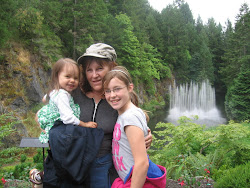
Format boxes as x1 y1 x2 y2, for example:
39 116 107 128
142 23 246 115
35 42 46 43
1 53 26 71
58 65 79 93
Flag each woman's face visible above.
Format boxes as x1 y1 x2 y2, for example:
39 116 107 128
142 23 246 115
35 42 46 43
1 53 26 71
85 61 111 93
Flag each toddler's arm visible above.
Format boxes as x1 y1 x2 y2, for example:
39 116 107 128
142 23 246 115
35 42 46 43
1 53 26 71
78 121 97 128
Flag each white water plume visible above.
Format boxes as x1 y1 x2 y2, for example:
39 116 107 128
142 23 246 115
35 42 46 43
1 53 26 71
166 80 227 126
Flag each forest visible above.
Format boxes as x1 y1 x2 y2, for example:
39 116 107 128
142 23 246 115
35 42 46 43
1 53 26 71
0 0 249 187
0 0 250 121
0 0 249 121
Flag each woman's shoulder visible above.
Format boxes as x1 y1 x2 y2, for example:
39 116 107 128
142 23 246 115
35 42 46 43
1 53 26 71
71 87 90 101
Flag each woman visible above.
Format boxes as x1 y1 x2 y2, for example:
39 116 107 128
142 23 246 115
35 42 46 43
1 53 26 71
43 43 152 188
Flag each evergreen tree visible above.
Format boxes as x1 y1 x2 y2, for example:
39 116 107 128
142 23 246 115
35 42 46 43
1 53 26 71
161 3 190 83
0 0 19 48
113 13 168 94
220 3 250 87
223 3 250 121
225 61 250 121
71 0 110 59
205 18 225 88
145 12 164 53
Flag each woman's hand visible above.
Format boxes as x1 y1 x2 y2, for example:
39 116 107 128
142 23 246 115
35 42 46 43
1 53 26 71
145 129 153 150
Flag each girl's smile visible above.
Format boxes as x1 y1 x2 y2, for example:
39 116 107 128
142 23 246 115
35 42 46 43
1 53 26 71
105 77 133 114
58 65 79 93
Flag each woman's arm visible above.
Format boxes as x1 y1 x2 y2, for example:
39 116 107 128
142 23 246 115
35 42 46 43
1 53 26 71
125 125 149 188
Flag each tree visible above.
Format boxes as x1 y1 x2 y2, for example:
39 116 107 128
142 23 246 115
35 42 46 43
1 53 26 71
161 3 191 83
205 18 225 91
0 0 19 48
113 14 169 94
145 12 164 53
225 61 250 121
220 3 250 88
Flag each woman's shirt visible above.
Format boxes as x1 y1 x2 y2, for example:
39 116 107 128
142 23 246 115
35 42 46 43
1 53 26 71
72 87 118 157
112 105 148 181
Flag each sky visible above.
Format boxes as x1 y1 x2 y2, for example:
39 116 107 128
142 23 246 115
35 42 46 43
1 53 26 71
148 0 249 27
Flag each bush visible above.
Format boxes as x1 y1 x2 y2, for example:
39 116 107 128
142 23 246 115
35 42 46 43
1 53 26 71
33 149 44 163
214 161 250 188
20 154 27 163
149 119 250 183
13 162 32 181
0 147 23 167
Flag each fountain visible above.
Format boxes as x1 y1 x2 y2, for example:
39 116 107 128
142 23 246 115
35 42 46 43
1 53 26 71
166 80 227 127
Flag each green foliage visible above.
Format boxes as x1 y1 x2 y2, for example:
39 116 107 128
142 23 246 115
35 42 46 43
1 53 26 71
220 3 250 89
113 13 168 94
151 116 207 154
15 7 44 38
33 149 44 164
32 26 63 62
0 0 248 96
13 162 32 181
0 22 10 49
0 148 43 183
213 121 250 167
0 147 25 167
0 112 19 147
214 161 250 188
14 5 63 61
20 154 27 163
148 119 250 183
0 0 19 48
141 96 165 116
225 61 250 121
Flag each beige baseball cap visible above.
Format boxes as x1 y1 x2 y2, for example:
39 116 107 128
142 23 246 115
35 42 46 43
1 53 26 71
77 43 117 64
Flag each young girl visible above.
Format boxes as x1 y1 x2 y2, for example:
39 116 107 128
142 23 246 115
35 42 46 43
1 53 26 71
37 58 97 144
103 66 166 188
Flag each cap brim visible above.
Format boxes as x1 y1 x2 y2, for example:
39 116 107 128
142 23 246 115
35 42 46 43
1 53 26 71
77 53 108 64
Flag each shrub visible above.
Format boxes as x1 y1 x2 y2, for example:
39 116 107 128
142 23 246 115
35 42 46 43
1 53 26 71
33 149 44 163
0 112 19 148
13 162 32 181
0 147 23 167
214 161 250 188
149 118 250 183
20 154 27 163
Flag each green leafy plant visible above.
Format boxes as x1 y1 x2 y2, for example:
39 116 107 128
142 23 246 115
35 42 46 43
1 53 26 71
33 148 44 164
0 112 19 148
148 118 250 186
20 154 27 163
214 161 250 188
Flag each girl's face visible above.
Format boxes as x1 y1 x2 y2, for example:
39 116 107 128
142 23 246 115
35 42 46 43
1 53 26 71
86 61 111 93
58 65 79 93
105 77 133 114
